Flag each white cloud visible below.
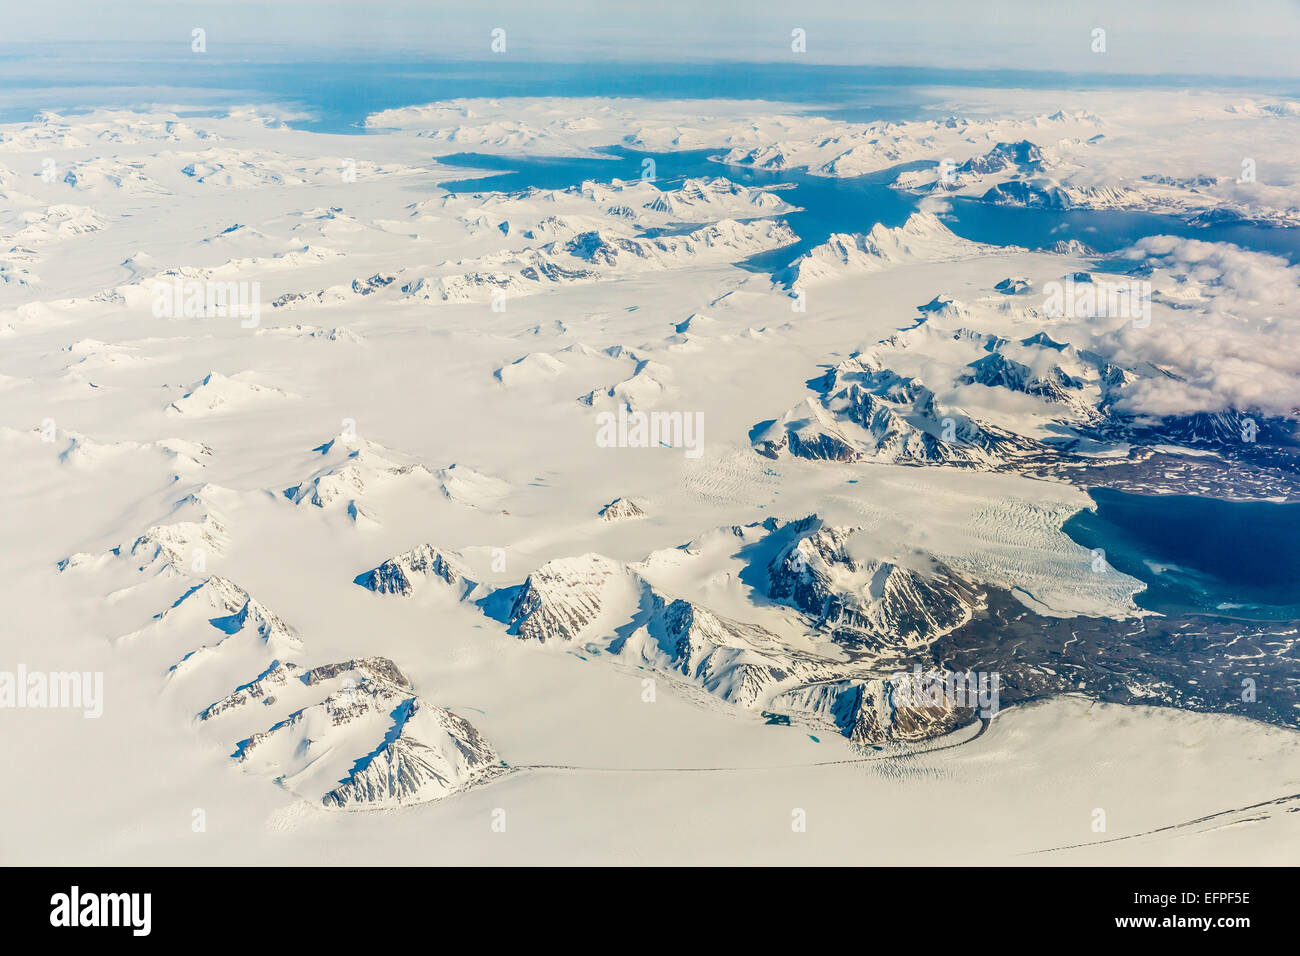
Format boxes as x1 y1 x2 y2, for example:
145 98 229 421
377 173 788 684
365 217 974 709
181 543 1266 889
1106 236 1300 418
6 1 1300 75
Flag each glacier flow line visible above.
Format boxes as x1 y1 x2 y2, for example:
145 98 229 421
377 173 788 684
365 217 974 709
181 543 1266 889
1021 791 1300 856
501 717 989 775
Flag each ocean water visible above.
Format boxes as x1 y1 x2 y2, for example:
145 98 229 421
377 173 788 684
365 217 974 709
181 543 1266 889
1062 488 1300 619
2 44 1297 131
5 46 1297 261
0 54 936 130
434 146 1300 269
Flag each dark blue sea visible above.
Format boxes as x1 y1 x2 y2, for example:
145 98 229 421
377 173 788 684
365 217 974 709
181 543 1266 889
1063 489 1300 619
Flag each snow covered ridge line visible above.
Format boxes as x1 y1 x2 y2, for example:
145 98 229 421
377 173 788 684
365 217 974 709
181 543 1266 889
779 211 1000 287
151 277 261 328
0 665 103 718
891 125 1300 228
265 218 796 309
360 97 1106 182
595 406 704 458
460 513 1296 738
459 518 1069 743
752 258 1300 499
209 656 506 810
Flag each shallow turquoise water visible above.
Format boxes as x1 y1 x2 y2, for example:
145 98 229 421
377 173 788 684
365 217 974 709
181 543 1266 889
1062 488 1300 619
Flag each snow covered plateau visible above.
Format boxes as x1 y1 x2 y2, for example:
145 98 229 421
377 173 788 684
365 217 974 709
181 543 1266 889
3 87 1299 865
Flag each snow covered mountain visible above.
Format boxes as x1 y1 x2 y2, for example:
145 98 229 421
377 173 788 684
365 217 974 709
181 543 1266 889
778 212 995 286
7 87 1300 865
765 519 981 649
355 544 475 597
752 281 1300 500
205 656 502 808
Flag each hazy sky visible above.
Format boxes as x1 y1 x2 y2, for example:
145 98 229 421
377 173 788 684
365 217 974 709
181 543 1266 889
5 0 1300 78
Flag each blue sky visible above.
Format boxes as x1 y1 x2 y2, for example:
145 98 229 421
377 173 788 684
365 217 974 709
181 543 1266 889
4 0 1300 77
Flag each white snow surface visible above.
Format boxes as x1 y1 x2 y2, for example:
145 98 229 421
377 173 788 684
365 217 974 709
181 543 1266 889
2 92 1298 864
